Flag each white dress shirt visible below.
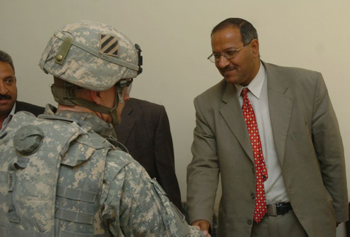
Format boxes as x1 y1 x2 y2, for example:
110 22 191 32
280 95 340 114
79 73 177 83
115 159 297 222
234 62 289 204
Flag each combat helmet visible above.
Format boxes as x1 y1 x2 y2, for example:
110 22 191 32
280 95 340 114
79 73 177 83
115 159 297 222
39 20 142 125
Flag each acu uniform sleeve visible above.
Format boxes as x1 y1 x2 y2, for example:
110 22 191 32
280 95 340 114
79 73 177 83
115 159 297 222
102 153 204 236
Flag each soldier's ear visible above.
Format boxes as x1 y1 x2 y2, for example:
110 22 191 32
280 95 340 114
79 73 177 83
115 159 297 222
90 90 103 105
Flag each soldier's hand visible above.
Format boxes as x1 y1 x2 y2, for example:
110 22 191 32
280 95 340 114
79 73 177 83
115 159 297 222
191 219 211 237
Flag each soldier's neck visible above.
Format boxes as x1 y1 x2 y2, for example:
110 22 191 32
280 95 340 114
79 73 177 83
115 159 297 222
57 104 93 113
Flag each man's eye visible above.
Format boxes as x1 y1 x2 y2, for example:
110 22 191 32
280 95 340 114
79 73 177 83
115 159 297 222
226 50 237 56
213 54 221 59
5 78 13 84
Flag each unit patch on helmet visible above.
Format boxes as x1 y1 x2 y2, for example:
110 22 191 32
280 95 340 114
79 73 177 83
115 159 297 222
99 34 119 57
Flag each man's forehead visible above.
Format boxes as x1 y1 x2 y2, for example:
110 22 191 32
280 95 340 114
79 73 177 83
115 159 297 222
0 62 15 76
212 26 241 37
211 29 243 51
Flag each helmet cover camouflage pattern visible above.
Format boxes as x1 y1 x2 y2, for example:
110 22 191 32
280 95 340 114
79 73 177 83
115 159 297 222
39 20 140 91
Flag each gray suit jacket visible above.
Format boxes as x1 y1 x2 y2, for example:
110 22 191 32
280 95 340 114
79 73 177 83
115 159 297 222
187 62 348 237
115 98 183 212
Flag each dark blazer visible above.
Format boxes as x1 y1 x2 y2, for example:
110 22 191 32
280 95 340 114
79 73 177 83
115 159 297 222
187 62 348 237
115 98 183 211
15 101 45 116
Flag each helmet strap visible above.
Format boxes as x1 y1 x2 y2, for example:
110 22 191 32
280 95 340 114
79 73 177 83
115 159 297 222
51 83 123 127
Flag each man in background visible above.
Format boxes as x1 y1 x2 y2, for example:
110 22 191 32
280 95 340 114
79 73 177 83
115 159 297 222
116 97 183 211
187 17 348 237
0 50 44 131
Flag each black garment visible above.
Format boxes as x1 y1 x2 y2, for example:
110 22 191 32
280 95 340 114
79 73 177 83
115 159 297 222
15 101 45 116
115 98 183 212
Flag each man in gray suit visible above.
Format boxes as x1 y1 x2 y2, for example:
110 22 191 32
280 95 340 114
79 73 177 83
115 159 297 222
187 18 348 237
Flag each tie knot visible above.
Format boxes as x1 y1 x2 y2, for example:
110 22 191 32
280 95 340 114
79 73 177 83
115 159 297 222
241 88 249 98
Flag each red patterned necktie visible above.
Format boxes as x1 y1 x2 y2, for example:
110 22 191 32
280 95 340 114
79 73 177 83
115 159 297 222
241 88 268 223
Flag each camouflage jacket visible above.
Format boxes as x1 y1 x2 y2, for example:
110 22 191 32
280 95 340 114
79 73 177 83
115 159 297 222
0 106 203 237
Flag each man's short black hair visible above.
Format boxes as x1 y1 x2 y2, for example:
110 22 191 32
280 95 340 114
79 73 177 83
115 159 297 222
211 18 258 45
0 50 15 73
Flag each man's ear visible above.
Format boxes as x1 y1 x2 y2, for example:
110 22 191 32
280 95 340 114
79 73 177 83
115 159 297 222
250 39 260 58
90 90 102 105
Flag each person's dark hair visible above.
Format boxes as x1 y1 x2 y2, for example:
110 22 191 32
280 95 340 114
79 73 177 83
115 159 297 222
0 50 15 73
211 18 258 45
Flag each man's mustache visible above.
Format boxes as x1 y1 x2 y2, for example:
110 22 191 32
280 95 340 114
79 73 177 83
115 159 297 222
0 94 12 100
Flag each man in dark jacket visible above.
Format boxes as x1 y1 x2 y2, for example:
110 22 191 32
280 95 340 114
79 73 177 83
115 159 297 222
116 98 183 212
0 50 44 131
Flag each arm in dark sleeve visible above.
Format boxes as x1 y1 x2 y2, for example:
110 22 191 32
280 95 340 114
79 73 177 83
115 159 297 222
154 105 183 212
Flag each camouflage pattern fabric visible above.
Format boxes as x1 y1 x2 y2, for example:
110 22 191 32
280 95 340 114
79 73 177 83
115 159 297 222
0 107 204 237
39 20 140 91
0 111 83 236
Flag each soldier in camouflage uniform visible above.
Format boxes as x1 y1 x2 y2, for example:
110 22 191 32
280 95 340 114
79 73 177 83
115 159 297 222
0 20 204 237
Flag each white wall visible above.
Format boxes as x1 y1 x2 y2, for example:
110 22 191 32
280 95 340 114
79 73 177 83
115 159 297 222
1 0 349 235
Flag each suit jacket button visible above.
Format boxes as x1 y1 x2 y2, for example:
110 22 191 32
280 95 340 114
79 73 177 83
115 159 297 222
251 193 255 199
247 219 253 225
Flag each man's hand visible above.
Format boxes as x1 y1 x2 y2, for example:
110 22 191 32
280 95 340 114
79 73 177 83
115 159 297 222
191 219 211 237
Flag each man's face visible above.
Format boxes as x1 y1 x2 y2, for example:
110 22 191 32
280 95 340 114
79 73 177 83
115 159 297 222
0 62 17 116
211 27 260 86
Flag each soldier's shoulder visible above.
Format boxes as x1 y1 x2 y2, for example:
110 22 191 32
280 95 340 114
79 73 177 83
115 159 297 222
104 149 148 180
106 150 143 170
7 112 73 134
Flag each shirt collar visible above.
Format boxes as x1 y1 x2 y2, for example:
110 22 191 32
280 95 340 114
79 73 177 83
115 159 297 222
10 102 16 116
235 61 266 99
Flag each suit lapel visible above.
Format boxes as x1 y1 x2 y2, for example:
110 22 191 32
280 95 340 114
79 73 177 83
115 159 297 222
116 100 136 145
265 63 293 165
220 83 255 162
